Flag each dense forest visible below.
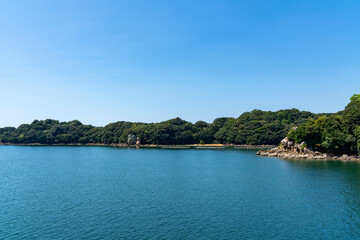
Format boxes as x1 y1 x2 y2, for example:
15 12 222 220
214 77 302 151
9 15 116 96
288 94 360 156
0 109 336 146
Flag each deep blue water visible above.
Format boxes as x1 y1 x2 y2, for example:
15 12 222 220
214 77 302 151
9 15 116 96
1 146 360 239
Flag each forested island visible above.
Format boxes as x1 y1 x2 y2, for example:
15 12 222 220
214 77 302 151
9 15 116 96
0 110 333 146
0 94 359 157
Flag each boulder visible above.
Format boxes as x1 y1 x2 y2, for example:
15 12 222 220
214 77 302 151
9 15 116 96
280 137 292 150
257 135 359 162
127 134 137 145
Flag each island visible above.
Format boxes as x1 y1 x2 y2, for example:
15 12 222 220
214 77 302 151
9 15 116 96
1 94 359 160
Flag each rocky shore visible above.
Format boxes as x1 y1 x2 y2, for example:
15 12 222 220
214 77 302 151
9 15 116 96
257 137 360 162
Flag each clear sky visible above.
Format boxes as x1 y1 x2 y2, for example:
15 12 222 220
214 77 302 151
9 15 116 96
1 0 359 127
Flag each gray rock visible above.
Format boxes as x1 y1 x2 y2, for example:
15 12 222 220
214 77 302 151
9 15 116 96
256 135 359 162
127 134 137 145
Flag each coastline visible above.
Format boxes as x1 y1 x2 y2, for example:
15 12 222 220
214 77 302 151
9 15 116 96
257 147 360 162
0 142 275 150
2 142 359 161
2 142 360 162
255 137 360 162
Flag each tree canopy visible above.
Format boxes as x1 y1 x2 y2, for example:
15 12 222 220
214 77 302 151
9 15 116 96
288 94 360 155
0 108 336 146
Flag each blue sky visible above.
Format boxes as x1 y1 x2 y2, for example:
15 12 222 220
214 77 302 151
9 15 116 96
1 0 359 127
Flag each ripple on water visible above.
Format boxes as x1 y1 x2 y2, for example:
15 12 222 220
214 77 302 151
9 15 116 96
0 146 360 239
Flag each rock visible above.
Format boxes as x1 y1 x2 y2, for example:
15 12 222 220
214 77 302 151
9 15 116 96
269 147 278 153
314 151 322 156
280 137 290 149
256 135 359 162
127 134 137 145
314 155 326 160
303 148 312 153
136 136 141 145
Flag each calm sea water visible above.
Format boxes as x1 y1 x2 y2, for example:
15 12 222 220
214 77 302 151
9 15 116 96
1 146 360 239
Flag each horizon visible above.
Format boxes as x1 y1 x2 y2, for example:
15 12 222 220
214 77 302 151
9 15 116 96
1 0 360 127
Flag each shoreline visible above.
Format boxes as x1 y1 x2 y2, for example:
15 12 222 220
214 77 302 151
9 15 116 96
0 143 275 150
257 148 360 162
256 137 360 162
2 142 360 162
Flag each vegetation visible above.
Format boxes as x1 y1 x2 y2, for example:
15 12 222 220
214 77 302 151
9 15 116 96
2 94 356 156
0 109 335 146
288 94 360 155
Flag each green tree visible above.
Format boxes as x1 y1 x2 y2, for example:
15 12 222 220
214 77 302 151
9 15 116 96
343 94 360 131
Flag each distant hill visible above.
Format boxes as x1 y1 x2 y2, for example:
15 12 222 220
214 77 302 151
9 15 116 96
0 109 340 147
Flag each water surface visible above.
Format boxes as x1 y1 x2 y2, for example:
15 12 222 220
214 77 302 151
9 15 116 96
1 146 360 239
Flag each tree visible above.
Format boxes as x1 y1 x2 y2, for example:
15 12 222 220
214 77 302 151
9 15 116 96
343 94 360 131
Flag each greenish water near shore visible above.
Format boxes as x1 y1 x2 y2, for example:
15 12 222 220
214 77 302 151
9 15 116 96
1 146 360 239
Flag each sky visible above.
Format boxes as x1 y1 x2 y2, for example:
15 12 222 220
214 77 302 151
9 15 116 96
1 0 360 127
